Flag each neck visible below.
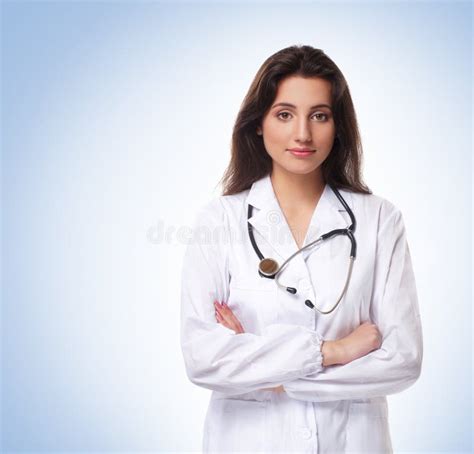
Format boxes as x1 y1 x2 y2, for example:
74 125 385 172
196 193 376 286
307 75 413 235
270 165 325 208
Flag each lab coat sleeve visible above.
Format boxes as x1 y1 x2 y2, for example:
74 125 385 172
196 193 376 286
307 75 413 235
180 197 324 395
283 203 423 402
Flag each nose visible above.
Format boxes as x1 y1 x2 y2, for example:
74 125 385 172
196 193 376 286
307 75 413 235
295 117 312 143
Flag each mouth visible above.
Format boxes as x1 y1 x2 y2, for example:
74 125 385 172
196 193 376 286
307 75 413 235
287 148 316 157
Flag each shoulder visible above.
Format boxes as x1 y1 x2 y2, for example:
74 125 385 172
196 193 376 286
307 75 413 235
187 193 247 255
346 189 405 238
192 190 250 228
346 188 402 220
196 190 250 218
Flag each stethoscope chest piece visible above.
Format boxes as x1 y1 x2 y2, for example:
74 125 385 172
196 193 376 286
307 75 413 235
258 258 279 278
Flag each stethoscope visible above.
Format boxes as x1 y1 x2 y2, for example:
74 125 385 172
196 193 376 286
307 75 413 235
247 184 357 314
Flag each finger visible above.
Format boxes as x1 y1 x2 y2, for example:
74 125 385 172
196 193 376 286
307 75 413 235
217 302 244 333
218 308 240 332
217 303 233 324
221 304 244 333
214 302 223 316
215 305 225 319
215 310 231 328
219 302 234 318
228 314 244 333
214 301 227 313
219 311 234 329
214 304 224 320
215 308 232 328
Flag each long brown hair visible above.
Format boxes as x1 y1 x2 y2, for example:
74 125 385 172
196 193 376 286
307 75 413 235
219 44 372 196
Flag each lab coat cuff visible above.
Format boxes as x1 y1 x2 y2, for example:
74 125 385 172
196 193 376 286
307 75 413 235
302 331 324 375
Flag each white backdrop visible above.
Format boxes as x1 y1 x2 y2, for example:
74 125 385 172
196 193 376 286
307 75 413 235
1 1 472 452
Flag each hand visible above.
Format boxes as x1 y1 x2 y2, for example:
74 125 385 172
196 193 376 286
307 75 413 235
337 321 383 365
213 300 284 394
214 300 245 334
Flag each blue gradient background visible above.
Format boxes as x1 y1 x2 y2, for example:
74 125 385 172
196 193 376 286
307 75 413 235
1 1 471 452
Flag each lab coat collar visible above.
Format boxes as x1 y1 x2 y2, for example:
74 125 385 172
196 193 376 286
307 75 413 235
247 173 354 213
246 173 354 286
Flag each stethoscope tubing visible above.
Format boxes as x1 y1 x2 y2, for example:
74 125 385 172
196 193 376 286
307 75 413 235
246 184 357 314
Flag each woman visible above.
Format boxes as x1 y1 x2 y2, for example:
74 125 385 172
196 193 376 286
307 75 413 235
180 45 423 453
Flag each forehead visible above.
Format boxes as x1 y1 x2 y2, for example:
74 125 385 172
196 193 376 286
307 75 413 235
274 76 332 104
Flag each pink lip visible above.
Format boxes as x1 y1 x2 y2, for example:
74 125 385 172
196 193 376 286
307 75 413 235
288 148 316 157
288 148 315 152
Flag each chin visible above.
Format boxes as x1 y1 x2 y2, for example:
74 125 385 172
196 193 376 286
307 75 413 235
281 162 321 176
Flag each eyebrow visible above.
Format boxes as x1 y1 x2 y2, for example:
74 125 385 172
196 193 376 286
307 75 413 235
271 102 332 111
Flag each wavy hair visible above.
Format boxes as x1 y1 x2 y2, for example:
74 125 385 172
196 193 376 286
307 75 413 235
219 44 372 195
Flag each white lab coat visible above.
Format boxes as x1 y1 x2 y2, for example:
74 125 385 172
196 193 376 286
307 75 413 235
180 173 423 453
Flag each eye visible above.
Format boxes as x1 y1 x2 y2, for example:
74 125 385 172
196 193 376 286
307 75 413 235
313 112 328 121
276 111 329 121
277 111 292 120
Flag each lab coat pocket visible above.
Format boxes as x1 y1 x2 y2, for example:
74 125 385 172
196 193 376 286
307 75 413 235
228 276 278 333
345 399 393 453
204 398 267 452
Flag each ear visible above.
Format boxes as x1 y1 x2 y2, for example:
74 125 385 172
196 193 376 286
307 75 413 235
256 126 262 135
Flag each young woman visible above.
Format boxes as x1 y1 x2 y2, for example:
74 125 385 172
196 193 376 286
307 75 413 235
180 45 423 453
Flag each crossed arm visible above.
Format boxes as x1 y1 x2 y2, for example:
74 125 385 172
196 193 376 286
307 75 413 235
214 300 383 392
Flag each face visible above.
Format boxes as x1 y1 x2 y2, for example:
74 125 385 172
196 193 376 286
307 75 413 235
257 75 336 177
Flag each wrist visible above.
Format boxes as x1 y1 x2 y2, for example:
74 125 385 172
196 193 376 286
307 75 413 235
321 340 346 366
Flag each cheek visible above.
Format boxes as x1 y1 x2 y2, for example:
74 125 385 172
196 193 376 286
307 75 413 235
320 136 336 154
315 122 336 142
262 132 288 160
265 124 288 145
